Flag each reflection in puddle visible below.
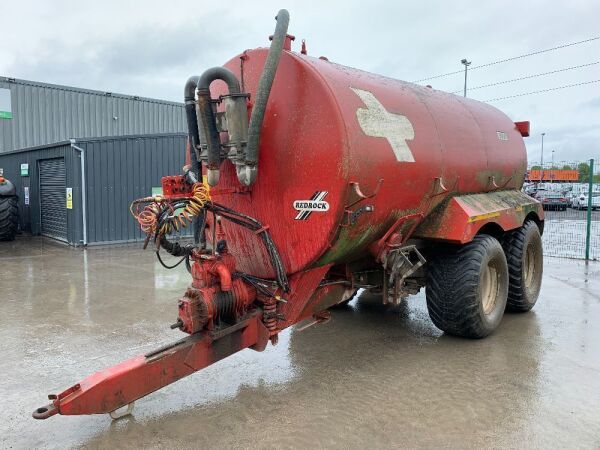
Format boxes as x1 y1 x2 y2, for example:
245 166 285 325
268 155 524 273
141 327 297 418
5 242 596 449
154 260 188 290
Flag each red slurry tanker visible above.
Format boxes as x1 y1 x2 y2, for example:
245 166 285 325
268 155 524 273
33 10 544 420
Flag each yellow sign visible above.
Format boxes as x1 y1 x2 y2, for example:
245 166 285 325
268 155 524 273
66 187 73 209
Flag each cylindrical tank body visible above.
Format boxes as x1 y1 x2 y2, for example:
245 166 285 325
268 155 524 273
210 48 527 278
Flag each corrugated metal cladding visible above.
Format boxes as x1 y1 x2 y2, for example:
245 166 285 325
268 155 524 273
0 77 187 153
0 133 189 245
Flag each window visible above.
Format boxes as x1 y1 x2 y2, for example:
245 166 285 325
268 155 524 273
0 88 12 119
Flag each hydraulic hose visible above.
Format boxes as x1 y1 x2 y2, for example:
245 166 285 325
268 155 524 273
158 235 193 258
241 9 290 186
197 67 242 186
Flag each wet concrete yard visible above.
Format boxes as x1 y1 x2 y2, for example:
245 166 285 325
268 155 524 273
1 238 599 449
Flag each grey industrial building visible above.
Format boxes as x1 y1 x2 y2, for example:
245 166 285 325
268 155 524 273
0 76 186 153
0 133 189 245
0 76 192 245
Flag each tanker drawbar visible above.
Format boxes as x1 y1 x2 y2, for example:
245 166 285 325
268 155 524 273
33 9 544 420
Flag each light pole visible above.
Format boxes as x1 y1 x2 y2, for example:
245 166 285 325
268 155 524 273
540 132 545 183
461 59 471 97
551 149 555 183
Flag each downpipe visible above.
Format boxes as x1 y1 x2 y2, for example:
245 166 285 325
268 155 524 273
70 140 87 246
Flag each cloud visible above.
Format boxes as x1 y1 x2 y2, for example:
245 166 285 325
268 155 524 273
2 16 245 101
582 97 600 109
1 0 599 161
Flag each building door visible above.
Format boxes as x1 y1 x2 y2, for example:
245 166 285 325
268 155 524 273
39 158 67 241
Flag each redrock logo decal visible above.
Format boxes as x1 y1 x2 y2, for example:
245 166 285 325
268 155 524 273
294 191 329 220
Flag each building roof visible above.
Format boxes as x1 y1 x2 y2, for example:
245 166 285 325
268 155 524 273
0 76 183 107
0 132 188 156
0 76 187 153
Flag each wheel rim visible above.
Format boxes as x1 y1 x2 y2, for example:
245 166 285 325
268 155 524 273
523 242 536 289
481 261 499 315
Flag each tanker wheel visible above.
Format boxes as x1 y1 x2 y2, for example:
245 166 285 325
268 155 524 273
502 221 543 312
0 196 18 241
426 235 508 338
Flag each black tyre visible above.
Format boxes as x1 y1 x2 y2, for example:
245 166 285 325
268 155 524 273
0 196 18 241
502 221 543 312
426 235 509 338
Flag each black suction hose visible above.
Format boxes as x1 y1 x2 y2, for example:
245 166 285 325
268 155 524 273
198 67 242 94
184 75 204 244
184 76 201 150
196 67 242 186
242 9 290 186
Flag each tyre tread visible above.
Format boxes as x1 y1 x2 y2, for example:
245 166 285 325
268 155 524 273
502 221 542 312
0 196 18 241
426 235 506 338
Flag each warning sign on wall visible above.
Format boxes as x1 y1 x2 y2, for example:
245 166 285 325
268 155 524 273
66 187 73 209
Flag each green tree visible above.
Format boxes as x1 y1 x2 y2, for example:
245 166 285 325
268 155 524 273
562 164 573 170
530 165 542 170
578 162 590 182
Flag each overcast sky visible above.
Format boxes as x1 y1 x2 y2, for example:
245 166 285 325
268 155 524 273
1 0 599 165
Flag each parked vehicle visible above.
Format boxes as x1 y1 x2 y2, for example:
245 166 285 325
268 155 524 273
572 192 600 210
523 183 537 196
536 191 568 210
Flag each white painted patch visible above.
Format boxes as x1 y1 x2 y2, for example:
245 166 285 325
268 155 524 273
497 131 508 141
351 87 415 162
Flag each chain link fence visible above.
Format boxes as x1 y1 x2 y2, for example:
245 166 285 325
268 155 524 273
524 159 599 260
